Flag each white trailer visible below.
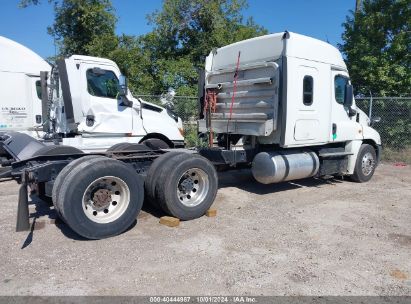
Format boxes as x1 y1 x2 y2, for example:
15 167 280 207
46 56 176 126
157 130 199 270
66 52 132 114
0 36 50 136
1 32 381 240
0 36 184 154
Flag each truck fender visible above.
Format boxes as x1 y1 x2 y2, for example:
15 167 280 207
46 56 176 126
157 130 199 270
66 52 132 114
362 126 382 146
345 140 363 175
139 133 174 148
0 131 45 161
345 138 381 175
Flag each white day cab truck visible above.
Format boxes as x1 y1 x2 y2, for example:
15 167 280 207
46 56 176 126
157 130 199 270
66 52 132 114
0 35 184 161
0 32 381 239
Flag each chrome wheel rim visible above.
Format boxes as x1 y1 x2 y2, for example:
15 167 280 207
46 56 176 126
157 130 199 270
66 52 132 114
176 168 209 207
82 176 130 224
361 152 375 176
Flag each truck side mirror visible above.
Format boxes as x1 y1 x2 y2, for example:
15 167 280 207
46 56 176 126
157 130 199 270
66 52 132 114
344 84 353 107
371 116 381 125
118 75 133 107
118 75 128 97
344 84 356 116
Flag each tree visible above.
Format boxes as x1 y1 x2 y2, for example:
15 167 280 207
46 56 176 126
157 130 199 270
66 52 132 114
20 0 267 98
143 0 268 95
19 0 52 7
48 0 117 56
103 35 158 95
339 0 411 96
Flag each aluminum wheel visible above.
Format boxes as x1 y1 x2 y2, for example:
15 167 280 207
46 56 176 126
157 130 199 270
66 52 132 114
176 167 209 207
82 176 130 224
361 152 375 176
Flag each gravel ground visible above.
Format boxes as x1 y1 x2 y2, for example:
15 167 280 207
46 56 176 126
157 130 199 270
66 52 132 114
0 162 410 296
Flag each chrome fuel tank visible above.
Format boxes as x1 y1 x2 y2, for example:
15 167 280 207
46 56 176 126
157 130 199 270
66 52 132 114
251 150 319 184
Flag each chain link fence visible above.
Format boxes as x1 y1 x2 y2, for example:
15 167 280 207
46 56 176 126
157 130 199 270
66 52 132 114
356 97 411 162
137 95 411 162
136 95 198 122
136 95 200 146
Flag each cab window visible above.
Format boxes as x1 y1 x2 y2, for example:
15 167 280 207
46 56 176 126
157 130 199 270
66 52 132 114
335 75 348 104
86 69 119 99
35 80 42 99
303 75 313 105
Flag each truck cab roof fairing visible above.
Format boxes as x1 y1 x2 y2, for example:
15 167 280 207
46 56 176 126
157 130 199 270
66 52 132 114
207 32 347 72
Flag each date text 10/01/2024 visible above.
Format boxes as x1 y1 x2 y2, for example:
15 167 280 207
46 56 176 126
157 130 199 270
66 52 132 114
149 297 257 303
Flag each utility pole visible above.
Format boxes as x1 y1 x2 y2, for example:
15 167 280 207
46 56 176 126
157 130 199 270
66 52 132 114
355 0 362 13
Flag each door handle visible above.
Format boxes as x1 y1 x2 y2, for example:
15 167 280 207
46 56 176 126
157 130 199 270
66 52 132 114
86 115 95 127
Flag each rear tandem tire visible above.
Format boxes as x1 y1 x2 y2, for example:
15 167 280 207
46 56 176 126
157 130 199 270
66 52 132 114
56 157 144 239
32 145 83 157
154 153 218 220
106 143 150 152
141 138 170 150
122 143 152 151
106 143 130 152
52 155 105 218
144 151 183 208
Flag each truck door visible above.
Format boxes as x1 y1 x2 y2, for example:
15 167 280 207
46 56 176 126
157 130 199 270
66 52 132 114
31 77 43 128
330 71 361 142
130 97 145 137
79 64 133 135
286 61 331 146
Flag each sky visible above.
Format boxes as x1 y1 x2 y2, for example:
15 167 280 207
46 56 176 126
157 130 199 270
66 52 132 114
0 0 355 58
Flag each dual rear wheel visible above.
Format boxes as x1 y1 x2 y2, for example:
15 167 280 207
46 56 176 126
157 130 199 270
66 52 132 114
52 156 144 239
106 138 170 152
144 152 218 220
52 152 218 239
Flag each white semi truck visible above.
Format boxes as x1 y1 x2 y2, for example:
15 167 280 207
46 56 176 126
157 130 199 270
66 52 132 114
0 36 184 154
1 32 381 239
198 31 381 184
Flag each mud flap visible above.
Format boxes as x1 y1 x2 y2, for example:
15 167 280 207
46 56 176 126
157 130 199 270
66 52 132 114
16 183 30 232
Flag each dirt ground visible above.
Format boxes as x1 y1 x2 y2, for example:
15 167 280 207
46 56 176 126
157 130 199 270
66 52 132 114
0 162 410 296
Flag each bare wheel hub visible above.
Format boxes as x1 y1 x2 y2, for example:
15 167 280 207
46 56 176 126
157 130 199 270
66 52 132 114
82 176 131 224
361 152 375 176
177 168 209 207
92 188 112 209
179 177 194 193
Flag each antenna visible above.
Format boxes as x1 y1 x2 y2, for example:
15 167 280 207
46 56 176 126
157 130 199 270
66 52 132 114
54 36 57 58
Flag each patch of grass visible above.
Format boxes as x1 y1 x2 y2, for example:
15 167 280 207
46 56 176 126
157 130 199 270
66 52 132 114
381 146 411 164
183 123 207 148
